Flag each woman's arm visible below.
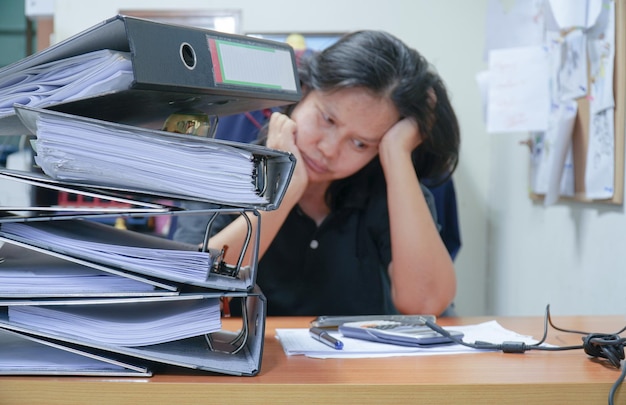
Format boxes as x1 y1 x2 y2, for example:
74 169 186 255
378 118 457 315
207 113 308 264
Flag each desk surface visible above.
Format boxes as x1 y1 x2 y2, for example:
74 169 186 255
1 315 625 404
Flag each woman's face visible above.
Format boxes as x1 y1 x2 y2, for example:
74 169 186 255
291 87 399 184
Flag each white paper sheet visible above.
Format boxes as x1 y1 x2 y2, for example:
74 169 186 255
547 0 603 29
588 41 615 113
276 321 541 359
531 100 577 205
484 0 546 60
585 107 615 199
557 29 588 101
486 46 550 133
0 50 133 117
584 0 615 199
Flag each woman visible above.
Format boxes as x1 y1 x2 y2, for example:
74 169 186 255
206 30 460 316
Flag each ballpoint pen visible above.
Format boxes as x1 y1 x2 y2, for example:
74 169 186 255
309 327 344 350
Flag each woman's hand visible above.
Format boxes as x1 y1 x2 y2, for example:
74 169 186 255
266 112 309 197
266 112 298 151
378 117 423 165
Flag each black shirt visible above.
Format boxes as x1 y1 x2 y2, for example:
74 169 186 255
260 186 393 316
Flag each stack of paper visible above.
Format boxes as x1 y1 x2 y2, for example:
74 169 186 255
0 329 149 375
0 242 159 296
0 220 215 285
0 260 156 296
8 298 221 347
29 107 267 205
0 50 133 118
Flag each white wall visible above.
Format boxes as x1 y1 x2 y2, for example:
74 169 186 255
52 0 626 318
489 132 626 316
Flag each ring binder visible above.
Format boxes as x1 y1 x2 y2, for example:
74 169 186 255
14 105 296 211
0 14 302 136
0 214 261 292
0 289 266 376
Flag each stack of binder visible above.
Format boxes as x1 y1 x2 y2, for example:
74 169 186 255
0 15 299 377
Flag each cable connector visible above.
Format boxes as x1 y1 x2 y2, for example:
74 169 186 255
500 341 528 353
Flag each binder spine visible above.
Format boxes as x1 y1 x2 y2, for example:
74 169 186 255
125 17 301 102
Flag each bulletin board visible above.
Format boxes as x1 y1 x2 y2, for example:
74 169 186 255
531 0 625 205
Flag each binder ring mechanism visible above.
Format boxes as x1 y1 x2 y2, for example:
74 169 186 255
253 156 268 197
201 210 256 279
205 297 250 354
162 111 218 137
199 210 259 354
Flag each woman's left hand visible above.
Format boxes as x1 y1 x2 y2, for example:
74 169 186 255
378 117 423 160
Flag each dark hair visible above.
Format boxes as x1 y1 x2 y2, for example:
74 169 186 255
289 30 460 208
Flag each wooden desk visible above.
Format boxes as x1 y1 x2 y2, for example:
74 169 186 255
1 315 625 404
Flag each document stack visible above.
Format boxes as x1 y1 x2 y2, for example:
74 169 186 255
0 15 299 377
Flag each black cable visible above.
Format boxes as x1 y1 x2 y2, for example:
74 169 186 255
421 304 626 404
543 305 626 404
422 305 584 353
610 361 626 405
543 305 625 368
582 333 626 368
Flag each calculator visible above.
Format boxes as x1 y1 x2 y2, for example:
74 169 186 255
310 314 436 329
338 320 464 347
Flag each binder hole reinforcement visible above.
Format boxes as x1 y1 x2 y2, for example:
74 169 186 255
180 43 196 70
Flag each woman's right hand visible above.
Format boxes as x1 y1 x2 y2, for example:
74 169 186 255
266 112 309 198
